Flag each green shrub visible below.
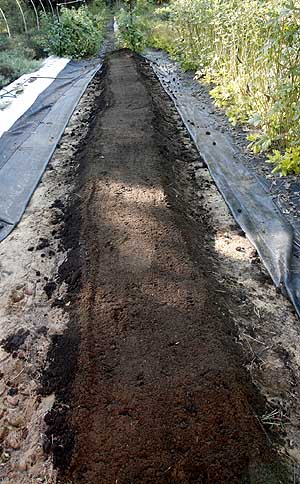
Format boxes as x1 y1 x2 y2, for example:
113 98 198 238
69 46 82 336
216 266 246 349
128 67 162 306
0 1 108 88
41 6 106 59
141 0 300 175
116 8 146 51
144 5 178 57
0 51 41 89
0 28 45 89
25 30 48 59
148 21 177 55
268 147 300 176
116 1 158 52
89 0 108 16
0 35 11 51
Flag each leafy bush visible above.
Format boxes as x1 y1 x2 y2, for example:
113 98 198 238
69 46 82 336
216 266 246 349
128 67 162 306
41 6 106 59
143 0 300 175
0 29 44 89
144 5 179 57
0 35 11 51
116 1 158 52
148 21 177 56
116 8 146 51
0 49 41 89
268 147 300 176
0 0 108 89
88 0 108 16
25 30 47 58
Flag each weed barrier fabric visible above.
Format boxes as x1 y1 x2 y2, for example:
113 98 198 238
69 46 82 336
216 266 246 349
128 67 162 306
144 52 300 317
0 58 103 242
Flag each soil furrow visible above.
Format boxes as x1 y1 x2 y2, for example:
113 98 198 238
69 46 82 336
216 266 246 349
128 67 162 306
45 51 286 484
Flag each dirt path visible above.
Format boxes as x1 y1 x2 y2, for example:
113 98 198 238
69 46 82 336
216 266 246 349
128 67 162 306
43 51 287 483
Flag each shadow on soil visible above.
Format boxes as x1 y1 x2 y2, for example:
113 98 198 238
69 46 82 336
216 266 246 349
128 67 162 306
40 51 290 484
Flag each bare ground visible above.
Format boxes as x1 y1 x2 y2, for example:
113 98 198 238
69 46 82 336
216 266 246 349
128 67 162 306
0 72 102 484
41 51 289 484
1 49 300 484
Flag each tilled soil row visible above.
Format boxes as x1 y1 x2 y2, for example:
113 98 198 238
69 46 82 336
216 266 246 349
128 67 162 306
42 51 287 483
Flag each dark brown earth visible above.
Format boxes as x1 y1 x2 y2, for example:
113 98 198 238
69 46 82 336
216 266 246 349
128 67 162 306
42 51 288 484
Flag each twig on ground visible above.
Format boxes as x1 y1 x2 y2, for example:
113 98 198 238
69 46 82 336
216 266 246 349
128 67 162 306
11 366 25 381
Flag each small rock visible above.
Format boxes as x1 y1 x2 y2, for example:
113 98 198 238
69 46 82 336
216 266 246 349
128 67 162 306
0 425 8 440
36 238 49 251
1 451 10 463
43 281 57 299
6 395 19 407
2 328 29 352
17 458 28 472
7 412 25 428
10 290 24 303
24 285 34 296
5 430 22 449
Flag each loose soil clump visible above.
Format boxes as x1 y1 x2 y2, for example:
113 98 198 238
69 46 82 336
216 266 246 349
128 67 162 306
43 51 288 484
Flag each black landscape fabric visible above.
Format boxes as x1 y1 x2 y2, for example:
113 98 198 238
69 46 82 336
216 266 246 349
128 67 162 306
0 58 102 241
145 53 300 317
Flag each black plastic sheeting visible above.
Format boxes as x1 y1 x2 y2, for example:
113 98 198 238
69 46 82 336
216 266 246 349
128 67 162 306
0 57 102 241
144 51 300 317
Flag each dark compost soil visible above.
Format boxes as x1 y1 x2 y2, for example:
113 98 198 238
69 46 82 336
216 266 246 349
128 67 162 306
41 50 288 484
